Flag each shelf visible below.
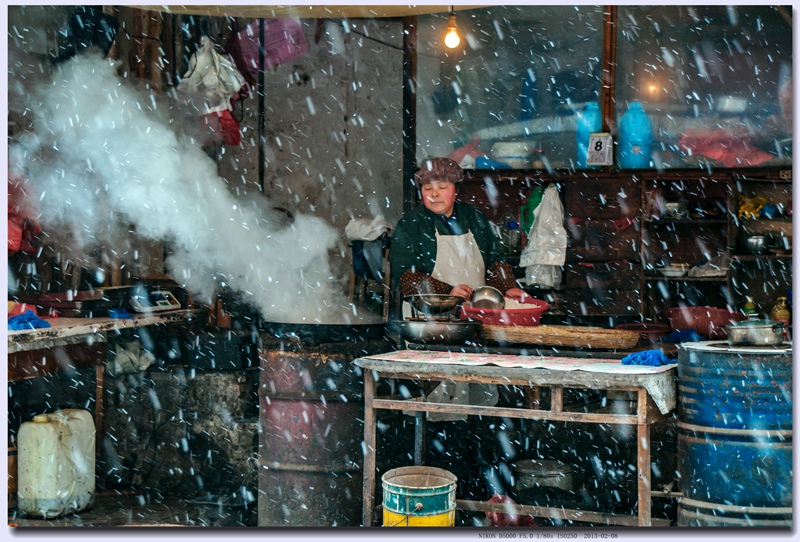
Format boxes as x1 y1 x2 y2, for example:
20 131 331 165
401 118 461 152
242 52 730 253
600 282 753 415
644 218 728 225
644 275 728 282
732 254 793 262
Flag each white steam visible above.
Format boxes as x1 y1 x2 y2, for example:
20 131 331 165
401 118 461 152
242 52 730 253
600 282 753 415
10 55 352 323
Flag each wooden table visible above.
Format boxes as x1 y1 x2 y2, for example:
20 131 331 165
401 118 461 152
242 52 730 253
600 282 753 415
354 350 677 527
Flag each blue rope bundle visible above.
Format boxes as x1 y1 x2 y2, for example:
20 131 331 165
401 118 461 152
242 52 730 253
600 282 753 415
621 349 675 367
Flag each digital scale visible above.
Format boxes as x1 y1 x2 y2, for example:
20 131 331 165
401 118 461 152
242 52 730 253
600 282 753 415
130 289 182 313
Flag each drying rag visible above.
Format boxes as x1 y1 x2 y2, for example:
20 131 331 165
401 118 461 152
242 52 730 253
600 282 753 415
9 310 51 330
109 308 133 319
621 349 675 367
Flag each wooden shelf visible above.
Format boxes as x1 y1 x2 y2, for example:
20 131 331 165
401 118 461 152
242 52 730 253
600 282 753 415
644 275 728 282
732 254 793 262
644 218 728 225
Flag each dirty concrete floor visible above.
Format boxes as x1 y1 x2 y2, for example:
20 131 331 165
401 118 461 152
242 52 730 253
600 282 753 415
9 493 257 528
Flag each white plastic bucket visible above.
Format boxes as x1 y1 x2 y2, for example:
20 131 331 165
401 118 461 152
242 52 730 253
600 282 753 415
17 409 96 518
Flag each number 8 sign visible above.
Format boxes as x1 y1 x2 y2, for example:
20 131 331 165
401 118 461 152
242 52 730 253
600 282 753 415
586 132 613 166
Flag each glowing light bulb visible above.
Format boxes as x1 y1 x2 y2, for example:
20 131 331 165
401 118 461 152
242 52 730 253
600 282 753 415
444 12 460 49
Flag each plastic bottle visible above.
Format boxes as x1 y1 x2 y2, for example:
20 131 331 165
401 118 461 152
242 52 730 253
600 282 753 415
742 297 757 318
770 296 790 338
519 69 537 121
618 101 653 168
576 102 602 168
499 213 521 257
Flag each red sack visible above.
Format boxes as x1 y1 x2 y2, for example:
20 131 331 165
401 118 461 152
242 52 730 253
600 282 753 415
486 494 538 528
201 109 241 146
8 174 42 255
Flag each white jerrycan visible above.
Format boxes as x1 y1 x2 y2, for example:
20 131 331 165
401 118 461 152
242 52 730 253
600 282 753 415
17 409 96 518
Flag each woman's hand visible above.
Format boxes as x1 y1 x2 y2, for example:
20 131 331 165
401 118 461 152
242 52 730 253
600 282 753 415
450 284 473 299
504 287 532 303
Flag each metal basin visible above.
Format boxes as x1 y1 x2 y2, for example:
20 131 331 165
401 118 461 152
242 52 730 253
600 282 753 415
407 295 465 318
398 320 479 344
469 286 505 309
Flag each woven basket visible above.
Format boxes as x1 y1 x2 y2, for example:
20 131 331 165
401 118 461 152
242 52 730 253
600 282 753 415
481 324 640 350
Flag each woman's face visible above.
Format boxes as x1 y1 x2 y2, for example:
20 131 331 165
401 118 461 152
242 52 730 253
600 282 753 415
420 179 457 217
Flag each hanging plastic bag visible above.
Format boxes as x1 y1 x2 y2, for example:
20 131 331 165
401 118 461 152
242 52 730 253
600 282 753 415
519 184 566 288
178 36 246 108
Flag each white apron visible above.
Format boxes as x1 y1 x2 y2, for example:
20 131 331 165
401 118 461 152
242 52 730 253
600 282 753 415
402 228 499 422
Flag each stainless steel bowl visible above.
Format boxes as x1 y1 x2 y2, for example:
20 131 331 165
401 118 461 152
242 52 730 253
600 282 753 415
407 294 465 317
398 320 480 344
738 235 772 255
726 319 784 346
470 286 505 309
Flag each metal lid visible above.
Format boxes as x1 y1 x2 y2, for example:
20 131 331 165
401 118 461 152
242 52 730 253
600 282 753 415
511 459 572 477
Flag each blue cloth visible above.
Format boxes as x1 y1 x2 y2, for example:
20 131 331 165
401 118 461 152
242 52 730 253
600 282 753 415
8 310 51 330
108 308 133 319
667 329 704 343
621 349 675 367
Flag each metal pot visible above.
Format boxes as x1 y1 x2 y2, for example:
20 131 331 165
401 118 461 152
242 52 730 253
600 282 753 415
398 320 479 345
512 459 573 491
725 319 784 346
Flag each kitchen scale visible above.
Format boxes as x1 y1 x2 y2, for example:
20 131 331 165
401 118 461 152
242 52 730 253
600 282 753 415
130 287 181 313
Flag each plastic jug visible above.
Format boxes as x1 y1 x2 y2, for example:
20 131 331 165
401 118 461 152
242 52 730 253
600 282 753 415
618 101 653 168
17 409 96 518
576 102 602 168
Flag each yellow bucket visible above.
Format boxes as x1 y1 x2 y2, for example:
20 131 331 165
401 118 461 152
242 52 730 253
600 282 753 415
382 466 457 527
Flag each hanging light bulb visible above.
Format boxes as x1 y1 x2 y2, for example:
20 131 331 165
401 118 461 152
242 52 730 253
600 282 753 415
444 8 460 49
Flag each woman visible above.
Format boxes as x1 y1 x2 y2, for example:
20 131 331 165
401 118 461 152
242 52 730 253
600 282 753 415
391 156 525 303
390 157 524 502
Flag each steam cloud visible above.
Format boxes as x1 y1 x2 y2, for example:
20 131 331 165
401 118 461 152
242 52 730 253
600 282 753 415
9 55 355 323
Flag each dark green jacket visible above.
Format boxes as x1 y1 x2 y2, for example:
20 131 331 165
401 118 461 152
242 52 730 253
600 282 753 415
390 200 505 288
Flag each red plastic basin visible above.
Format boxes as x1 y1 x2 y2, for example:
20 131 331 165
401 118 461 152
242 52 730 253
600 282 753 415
461 300 549 326
666 306 745 339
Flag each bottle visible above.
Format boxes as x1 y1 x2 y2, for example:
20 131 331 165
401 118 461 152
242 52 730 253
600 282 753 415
499 212 521 258
576 102 602 168
519 69 537 121
618 101 653 168
770 296 790 338
742 297 757 318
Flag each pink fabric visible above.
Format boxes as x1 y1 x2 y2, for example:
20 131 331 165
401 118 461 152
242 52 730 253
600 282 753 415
486 494 538 527
236 19 309 74
679 128 774 167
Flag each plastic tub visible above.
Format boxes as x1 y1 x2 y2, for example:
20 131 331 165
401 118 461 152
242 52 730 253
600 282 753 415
461 300 549 326
666 306 745 339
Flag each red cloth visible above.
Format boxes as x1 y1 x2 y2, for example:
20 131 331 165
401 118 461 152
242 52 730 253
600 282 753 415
678 128 774 167
485 493 538 527
201 109 241 146
8 174 42 255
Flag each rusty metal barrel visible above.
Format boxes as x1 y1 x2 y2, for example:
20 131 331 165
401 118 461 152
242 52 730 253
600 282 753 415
257 330 393 527
677 342 792 527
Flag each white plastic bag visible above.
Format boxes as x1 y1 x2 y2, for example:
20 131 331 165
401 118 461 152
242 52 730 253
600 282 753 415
519 184 566 287
178 36 246 110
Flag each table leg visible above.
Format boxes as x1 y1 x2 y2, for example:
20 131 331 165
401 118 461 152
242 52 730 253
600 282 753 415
362 370 377 527
636 389 652 527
